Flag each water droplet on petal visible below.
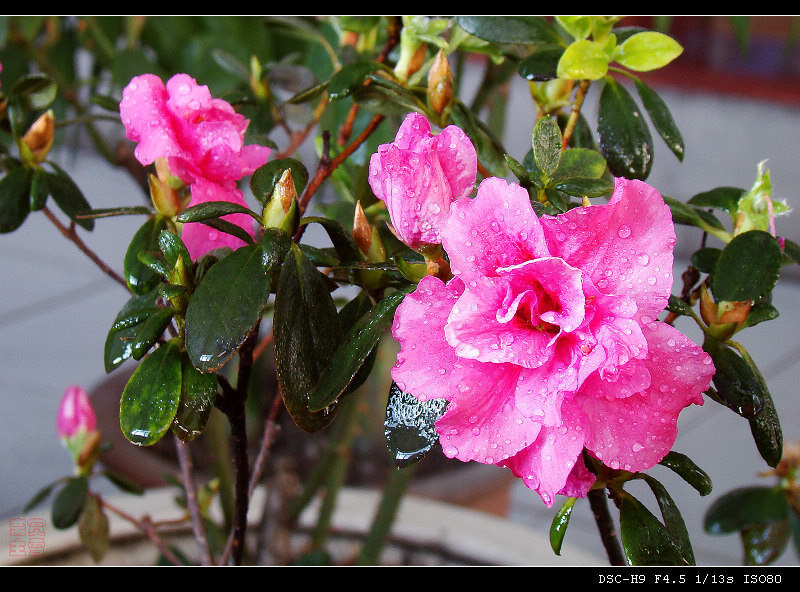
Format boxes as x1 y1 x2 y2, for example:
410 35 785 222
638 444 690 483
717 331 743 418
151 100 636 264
618 225 631 238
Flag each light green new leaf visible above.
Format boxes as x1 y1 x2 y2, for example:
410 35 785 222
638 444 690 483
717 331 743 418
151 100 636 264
557 40 610 80
615 31 683 72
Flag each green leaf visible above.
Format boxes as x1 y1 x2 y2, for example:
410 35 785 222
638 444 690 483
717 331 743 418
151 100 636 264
78 495 110 563
748 377 784 469
0 166 32 233
659 451 711 495
532 115 562 180
741 520 791 566
119 340 182 446
659 451 713 496
52 475 89 529
124 216 169 294
44 164 94 231
457 16 561 45
703 335 765 419
639 474 695 565
29 166 48 211
328 61 384 100
704 486 789 534
550 497 577 556
615 31 683 71
250 158 309 207
24 482 57 513
552 147 607 180
384 381 448 469
666 294 694 317
8 73 58 110
274 243 343 432
555 16 595 40
299 216 363 263
619 492 688 566
309 286 413 412
176 200 259 224
130 307 175 360
634 78 685 161
172 355 218 442
184 236 283 373
690 247 722 274
740 302 779 330
711 230 782 303
557 39 610 80
688 186 745 213
103 288 160 373
597 77 653 180
553 177 613 198
517 44 564 81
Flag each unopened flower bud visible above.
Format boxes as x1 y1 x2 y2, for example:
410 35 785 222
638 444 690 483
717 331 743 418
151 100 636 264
263 168 299 233
57 385 100 470
149 173 184 217
394 29 427 82
427 50 453 116
353 201 386 263
699 284 751 341
22 109 55 164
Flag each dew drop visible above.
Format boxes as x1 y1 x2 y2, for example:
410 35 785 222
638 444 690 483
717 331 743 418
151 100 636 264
617 225 631 239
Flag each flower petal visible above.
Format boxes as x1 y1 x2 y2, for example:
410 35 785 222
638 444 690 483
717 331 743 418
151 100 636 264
577 321 713 472
540 178 675 324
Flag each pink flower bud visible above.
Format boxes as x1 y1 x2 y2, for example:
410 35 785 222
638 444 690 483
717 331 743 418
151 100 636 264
57 385 97 439
368 112 477 252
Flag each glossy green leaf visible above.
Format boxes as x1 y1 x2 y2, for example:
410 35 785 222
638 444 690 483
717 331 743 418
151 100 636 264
274 243 343 432
309 286 413 412
197 218 256 246
748 377 784 469
688 186 745 213
328 61 384 100
176 200 259 224
29 166 48 211
299 216 363 263
517 44 564 81
711 230 782 303
554 177 613 198
0 166 32 233
740 302 779 330
690 247 722 274
782 238 800 266
124 216 168 294
532 115 562 180
552 147 607 180
172 355 218 442
457 16 561 45
658 451 713 496
704 486 789 535
52 475 88 529
634 78 685 161
8 73 58 110
615 31 683 71
184 240 277 372
619 492 688 566
158 229 192 271
104 288 160 373
557 39 610 80
78 495 110 563
550 496 577 556
24 482 57 513
741 520 791 566
119 340 182 446
384 382 448 469
45 164 94 231
250 158 309 207
639 474 695 565
597 77 653 180
666 294 694 317
130 307 175 360
703 335 765 419
555 16 594 40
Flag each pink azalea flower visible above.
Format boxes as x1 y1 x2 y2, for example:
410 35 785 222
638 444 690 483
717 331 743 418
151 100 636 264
368 112 477 251
57 385 97 439
120 73 270 258
391 177 715 507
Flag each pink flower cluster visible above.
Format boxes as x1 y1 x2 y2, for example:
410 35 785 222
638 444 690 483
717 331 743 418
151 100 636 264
120 73 270 259
380 114 715 507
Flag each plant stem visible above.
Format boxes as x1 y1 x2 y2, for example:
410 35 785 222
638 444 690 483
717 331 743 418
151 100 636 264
174 437 214 565
355 464 415 565
42 206 129 290
588 487 626 565
562 80 591 150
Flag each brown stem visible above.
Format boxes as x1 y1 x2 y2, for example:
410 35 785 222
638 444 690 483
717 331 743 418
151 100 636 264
561 80 592 150
42 206 129 290
588 487 626 565
174 437 214 565
247 389 284 498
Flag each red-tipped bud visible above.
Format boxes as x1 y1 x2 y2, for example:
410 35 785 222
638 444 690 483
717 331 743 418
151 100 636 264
427 50 453 116
57 385 96 439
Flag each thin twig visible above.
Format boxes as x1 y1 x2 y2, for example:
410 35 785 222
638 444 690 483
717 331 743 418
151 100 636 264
561 80 592 150
174 437 214 565
588 487 626 566
42 206 129 290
